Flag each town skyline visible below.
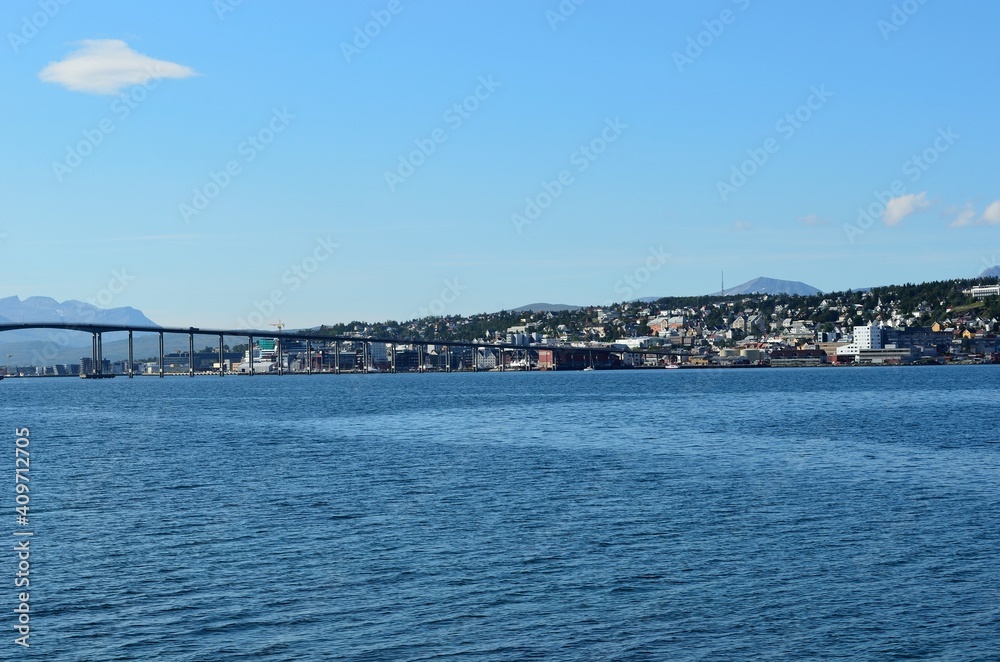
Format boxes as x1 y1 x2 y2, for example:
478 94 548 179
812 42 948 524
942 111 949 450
4 274 999 372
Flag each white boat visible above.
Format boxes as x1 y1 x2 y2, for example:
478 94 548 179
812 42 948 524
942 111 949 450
583 366 596 372
664 364 681 370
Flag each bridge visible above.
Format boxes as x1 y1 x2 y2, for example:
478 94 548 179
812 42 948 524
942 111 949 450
0 323 647 377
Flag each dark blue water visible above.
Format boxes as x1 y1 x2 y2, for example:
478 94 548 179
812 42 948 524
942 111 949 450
3 366 999 660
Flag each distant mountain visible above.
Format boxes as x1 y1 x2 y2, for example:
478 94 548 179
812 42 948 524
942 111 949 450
980 266 1000 278
720 277 821 297
0 296 158 348
0 296 156 326
511 302 581 313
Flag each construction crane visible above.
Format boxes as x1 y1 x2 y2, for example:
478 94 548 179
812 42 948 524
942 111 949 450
269 322 285 375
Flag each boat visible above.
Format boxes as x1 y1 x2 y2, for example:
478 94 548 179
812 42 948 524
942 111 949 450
663 364 681 370
583 366 596 372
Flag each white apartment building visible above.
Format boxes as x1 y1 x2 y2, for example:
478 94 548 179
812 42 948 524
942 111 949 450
970 284 1000 299
837 322 884 356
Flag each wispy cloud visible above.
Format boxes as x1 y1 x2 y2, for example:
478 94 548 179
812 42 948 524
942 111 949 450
797 213 828 227
39 39 196 95
946 200 1000 228
21 234 209 247
107 234 204 242
981 200 1000 225
883 192 929 226
731 220 753 232
946 203 977 228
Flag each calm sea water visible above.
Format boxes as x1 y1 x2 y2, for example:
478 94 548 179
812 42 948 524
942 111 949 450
2 366 999 660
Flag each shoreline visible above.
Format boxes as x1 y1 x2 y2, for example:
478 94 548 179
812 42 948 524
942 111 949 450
2 360 996 379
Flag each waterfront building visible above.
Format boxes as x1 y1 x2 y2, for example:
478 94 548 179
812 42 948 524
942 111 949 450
770 349 827 367
883 327 953 356
615 336 662 350
855 347 917 365
475 348 497 370
836 322 883 358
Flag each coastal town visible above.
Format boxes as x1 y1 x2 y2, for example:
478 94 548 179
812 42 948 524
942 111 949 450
347 278 1000 369
2 278 999 377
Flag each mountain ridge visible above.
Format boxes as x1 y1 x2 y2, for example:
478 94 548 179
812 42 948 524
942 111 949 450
720 276 822 297
0 296 158 347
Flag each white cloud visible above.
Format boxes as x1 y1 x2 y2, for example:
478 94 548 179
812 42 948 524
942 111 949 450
797 213 828 227
981 200 1000 225
39 39 196 95
946 200 1000 228
731 220 753 232
947 203 976 228
883 192 929 226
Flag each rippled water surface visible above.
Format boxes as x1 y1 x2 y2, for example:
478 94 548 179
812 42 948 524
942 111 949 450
3 366 999 660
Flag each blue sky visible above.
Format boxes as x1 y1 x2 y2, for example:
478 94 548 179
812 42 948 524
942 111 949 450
2 0 998 328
